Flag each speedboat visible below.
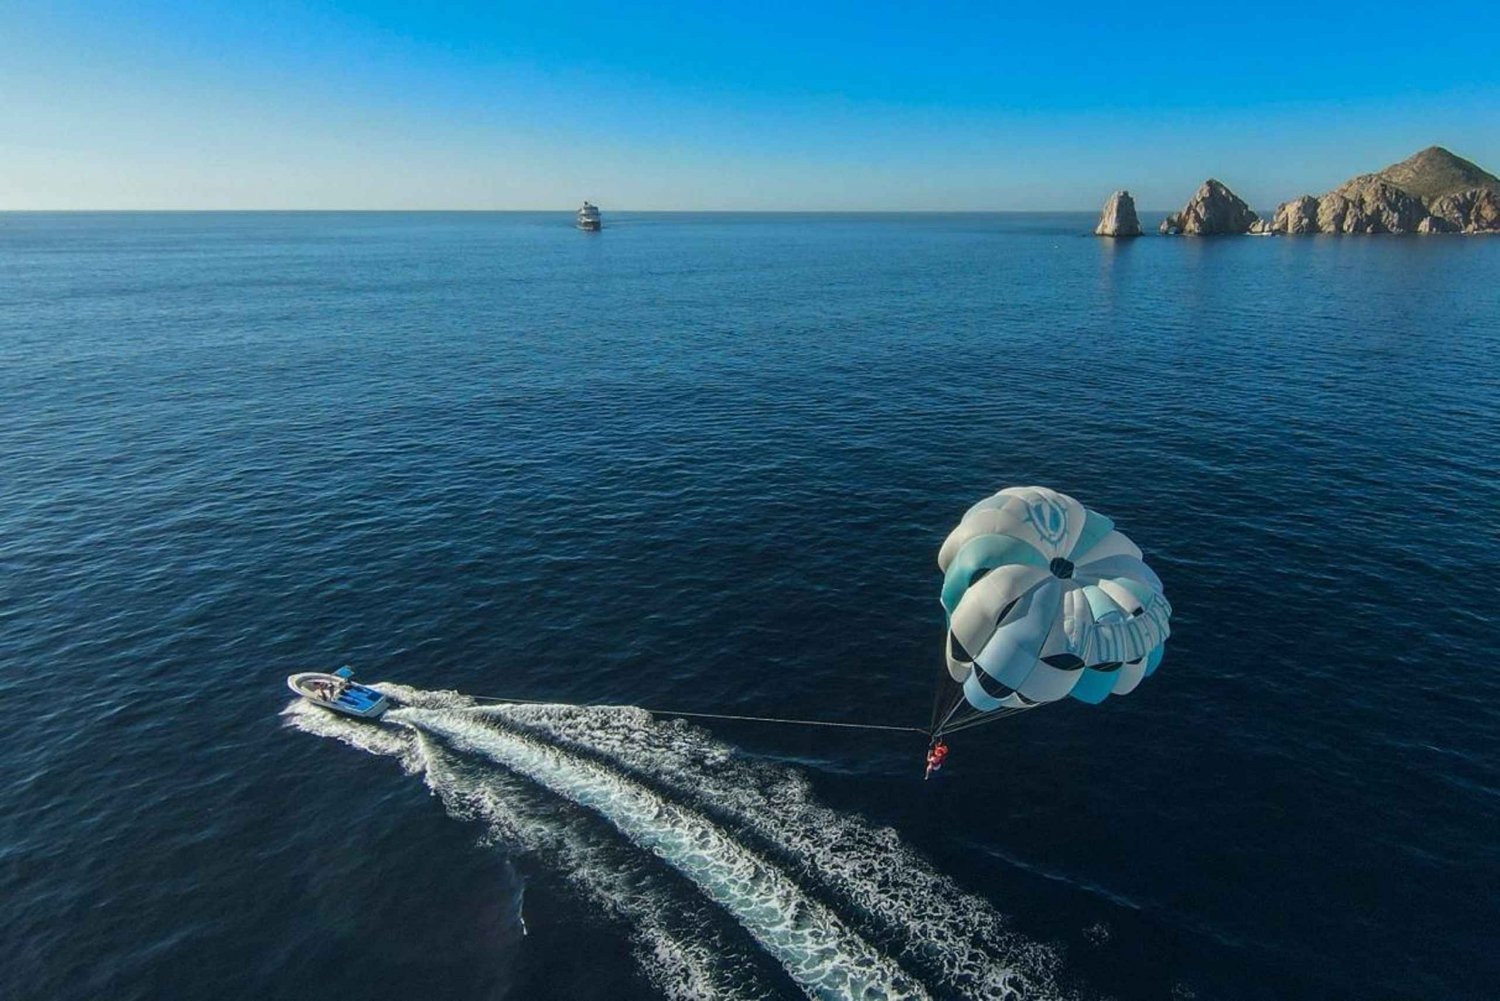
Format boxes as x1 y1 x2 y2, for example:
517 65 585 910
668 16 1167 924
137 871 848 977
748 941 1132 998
287 666 389 719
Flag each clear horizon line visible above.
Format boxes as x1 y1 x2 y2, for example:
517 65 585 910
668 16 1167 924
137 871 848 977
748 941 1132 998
0 206 1196 215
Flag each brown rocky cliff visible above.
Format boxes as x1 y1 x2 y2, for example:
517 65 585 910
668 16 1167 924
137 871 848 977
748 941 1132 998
1271 196 1320 234
1269 146 1500 234
1159 179 1259 235
1315 175 1433 234
1427 188 1500 233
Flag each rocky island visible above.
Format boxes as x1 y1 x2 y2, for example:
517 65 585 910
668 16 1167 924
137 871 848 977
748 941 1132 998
1094 191 1141 237
1271 146 1499 234
1158 179 1261 235
1101 146 1500 236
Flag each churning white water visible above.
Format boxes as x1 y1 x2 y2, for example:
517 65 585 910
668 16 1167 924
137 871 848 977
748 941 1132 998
283 685 1066 1001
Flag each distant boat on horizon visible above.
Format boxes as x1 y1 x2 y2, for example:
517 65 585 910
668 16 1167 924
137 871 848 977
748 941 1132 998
577 201 602 231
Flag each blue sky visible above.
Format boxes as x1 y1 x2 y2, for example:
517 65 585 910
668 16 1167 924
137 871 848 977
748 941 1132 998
3 0 1498 209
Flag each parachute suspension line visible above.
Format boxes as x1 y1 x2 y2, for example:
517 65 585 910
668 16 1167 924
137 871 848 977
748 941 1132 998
931 688 968 737
928 666 945 734
924 651 1034 740
929 645 961 735
465 694 928 735
935 707 1029 735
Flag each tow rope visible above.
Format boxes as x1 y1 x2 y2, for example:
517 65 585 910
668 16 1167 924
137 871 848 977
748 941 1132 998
466 694 929 735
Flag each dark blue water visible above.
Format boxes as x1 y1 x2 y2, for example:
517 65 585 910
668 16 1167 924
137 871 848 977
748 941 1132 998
3 212 1497 1001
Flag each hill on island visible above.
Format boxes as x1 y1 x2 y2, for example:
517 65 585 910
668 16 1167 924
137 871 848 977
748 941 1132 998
1267 144 1500 234
1375 146 1500 203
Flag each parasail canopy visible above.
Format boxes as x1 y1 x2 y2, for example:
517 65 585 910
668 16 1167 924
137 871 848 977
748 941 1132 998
931 486 1171 735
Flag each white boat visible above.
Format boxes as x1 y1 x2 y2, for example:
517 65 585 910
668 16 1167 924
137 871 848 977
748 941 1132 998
576 201 602 231
287 666 389 719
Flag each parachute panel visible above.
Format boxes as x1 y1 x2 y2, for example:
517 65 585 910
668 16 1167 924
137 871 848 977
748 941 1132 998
950 564 1049 658
973 579 1063 690
940 533 1048 616
1111 657 1149 696
1070 529 1142 566
1069 666 1120 704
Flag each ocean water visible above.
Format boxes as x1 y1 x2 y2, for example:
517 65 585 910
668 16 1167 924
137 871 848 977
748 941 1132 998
2 211 1497 1001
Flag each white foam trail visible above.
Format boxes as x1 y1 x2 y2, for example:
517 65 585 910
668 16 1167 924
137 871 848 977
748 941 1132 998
410 730 772 1001
281 699 769 1001
289 686 1070 1000
398 705 929 1001
281 696 421 764
478 704 1066 1001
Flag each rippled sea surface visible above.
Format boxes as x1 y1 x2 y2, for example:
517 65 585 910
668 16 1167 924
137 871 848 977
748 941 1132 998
3 212 1498 1001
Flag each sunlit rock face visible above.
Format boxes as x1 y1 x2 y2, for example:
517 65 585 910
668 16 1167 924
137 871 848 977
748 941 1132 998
1269 147 1499 235
1159 179 1259 235
1271 195 1320 234
1094 190 1142 238
1427 188 1500 233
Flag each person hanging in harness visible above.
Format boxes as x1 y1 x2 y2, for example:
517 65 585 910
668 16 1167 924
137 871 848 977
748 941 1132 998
924 738 949 780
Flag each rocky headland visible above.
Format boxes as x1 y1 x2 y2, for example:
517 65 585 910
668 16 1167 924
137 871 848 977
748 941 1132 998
1095 191 1141 237
1101 146 1500 237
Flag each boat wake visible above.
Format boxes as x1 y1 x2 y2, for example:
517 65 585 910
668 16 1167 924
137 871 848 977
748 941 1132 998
283 684 1068 1001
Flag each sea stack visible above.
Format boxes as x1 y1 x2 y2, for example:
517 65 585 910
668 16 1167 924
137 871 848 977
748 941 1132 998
1159 179 1259 235
1094 190 1142 237
1269 146 1500 234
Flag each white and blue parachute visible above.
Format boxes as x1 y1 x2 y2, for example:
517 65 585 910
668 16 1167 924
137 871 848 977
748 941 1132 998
933 486 1170 733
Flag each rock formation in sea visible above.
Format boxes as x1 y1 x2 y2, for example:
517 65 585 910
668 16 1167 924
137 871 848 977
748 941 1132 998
1094 190 1142 237
1158 179 1259 235
1271 195 1320 235
1268 146 1500 235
